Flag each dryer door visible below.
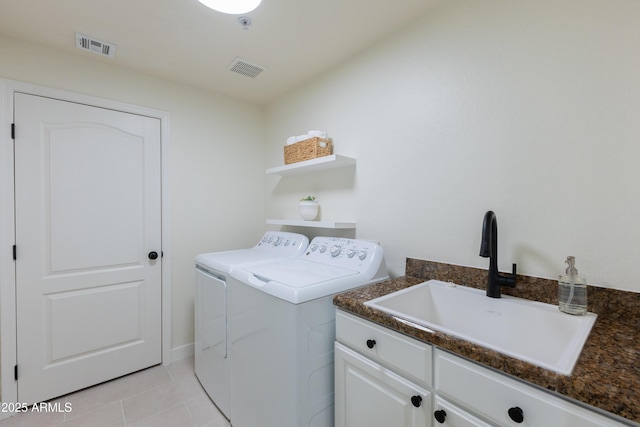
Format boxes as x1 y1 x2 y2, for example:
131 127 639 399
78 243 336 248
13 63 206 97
195 266 230 417
196 267 227 358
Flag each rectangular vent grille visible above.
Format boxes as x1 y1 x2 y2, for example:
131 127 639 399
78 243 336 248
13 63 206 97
75 33 116 58
228 57 266 78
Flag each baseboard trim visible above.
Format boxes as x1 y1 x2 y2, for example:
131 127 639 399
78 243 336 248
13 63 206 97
170 343 194 364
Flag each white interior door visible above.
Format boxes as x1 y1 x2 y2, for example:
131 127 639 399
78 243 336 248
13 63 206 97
14 93 162 404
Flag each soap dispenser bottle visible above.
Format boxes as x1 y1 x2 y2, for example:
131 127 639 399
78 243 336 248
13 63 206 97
558 256 587 315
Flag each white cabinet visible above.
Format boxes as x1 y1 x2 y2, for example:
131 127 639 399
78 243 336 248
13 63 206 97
335 309 630 427
335 343 432 427
336 310 432 386
434 349 625 427
335 310 433 427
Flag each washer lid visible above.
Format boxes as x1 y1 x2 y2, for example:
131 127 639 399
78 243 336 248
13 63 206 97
234 259 375 304
243 259 358 288
195 232 310 273
195 250 268 274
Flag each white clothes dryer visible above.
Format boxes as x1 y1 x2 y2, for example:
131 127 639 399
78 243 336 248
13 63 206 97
228 237 388 427
194 232 308 418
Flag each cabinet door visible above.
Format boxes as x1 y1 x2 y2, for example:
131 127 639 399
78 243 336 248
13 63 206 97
435 350 625 427
336 310 432 387
335 342 431 427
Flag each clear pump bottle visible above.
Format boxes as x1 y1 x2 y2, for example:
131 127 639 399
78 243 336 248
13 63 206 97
558 256 587 315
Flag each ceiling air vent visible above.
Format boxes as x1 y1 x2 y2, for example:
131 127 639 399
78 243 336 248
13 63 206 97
75 33 116 58
228 57 266 79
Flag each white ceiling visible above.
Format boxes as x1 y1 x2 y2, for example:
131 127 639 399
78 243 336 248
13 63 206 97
0 0 442 105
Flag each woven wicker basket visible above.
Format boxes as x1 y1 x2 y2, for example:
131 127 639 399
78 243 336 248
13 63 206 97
284 137 332 164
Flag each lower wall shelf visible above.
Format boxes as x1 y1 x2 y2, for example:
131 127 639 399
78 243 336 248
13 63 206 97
266 219 356 229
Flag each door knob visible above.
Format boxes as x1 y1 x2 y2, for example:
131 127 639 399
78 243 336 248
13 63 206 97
148 251 159 260
366 339 376 349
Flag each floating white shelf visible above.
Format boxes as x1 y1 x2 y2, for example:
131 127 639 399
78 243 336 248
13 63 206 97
265 154 356 176
266 219 356 229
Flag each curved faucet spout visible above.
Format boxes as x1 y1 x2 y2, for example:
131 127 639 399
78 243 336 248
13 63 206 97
479 210 516 298
480 211 497 259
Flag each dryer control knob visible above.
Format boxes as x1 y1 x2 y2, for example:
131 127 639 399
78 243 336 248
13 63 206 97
358 250 367 260
274 237 282 246
283 239 290 246
310 243 318 251
330 245 342 257
319 245 327 253
347 248 356 258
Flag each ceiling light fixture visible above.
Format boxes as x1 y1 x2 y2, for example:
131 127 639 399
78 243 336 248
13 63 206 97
197 0 262 14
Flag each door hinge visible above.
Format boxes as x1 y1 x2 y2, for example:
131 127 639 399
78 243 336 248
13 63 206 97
13 245 16 260
11 123 15 140
14 365 18 381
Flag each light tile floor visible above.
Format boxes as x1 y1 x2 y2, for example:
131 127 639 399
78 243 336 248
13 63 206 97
0 358 230 427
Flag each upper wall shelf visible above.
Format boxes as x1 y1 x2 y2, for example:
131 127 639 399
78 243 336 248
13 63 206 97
266 219 356 229
265 154 356 176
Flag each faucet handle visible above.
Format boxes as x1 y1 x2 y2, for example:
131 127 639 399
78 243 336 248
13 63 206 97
504 263 517 288
498 263 517 288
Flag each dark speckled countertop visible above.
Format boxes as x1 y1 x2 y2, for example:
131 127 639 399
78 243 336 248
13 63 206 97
333 258 640 425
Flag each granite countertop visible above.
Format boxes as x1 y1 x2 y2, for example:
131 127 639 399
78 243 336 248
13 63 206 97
333 258 640 425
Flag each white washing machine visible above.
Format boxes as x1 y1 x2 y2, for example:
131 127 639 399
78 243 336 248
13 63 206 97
228 237 389 427
194 232 309 418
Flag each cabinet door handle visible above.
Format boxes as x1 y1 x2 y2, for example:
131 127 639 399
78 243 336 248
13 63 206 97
434 409 447 423
508 406 524 423
411 395 422 408
366 339 376 349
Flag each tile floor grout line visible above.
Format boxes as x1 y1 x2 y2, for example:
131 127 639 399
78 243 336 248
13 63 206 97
119 371 202 426
58 399 127 426
119 400 127 427
183 398 198 427
126 402 189 427
117 366 175 407
63 366 174 426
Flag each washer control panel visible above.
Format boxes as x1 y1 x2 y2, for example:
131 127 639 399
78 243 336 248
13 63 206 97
255 232 309 255
304 237 382 271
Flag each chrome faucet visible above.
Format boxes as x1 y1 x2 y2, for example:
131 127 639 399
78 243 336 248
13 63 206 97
479 210 516 298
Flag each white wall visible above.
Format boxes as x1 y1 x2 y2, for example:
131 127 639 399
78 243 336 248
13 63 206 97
0 36 266 350
265 0 640 292
2 0 639 355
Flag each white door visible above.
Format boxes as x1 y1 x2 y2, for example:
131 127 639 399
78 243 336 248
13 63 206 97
14 93 162 404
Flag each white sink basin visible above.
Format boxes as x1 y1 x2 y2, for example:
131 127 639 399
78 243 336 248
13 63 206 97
364 280 597 375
